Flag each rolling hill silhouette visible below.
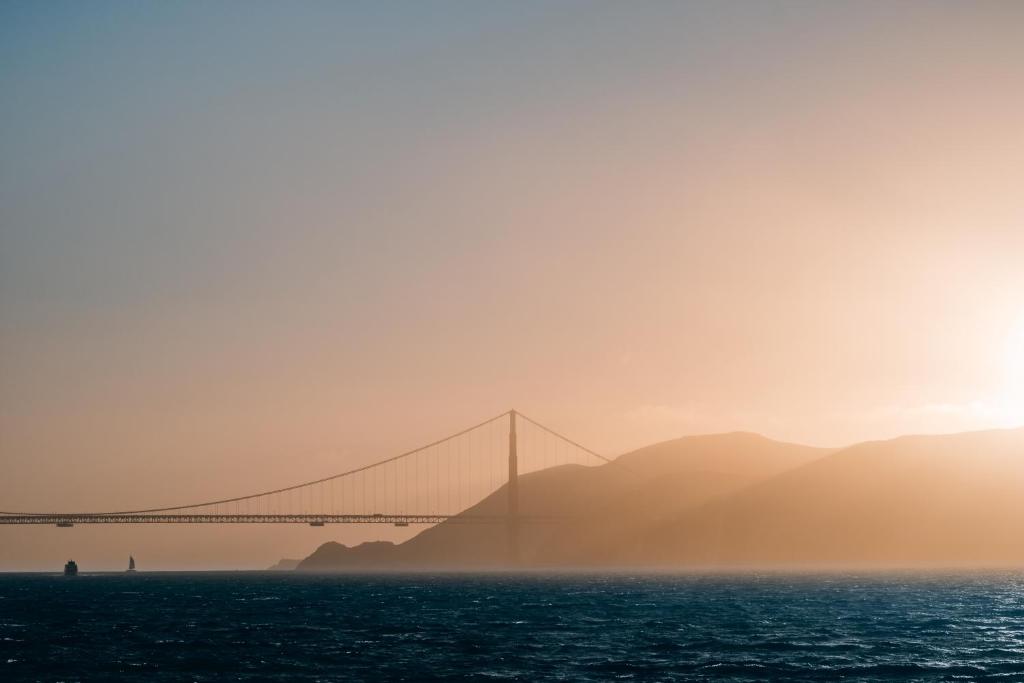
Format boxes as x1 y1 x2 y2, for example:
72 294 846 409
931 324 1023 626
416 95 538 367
638 427 1024 567
297 427 1024 570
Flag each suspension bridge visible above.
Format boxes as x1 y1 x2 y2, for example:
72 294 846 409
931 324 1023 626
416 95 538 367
0 411 611 536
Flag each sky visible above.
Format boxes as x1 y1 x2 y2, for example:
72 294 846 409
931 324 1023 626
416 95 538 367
2 1 1023 569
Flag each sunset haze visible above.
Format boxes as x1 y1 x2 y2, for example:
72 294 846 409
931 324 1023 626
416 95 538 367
2 1 1024 570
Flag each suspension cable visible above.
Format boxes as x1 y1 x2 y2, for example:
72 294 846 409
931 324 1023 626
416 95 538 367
514 411 616 464
0 410 511 516
1 409 624 517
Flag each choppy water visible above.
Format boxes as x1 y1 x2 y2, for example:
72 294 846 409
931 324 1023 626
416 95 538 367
3 572 1024 681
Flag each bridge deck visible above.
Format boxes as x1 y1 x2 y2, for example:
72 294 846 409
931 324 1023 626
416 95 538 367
0 514 559 525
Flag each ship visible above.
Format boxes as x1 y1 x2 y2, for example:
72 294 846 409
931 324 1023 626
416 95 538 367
126 556 136 573
64 560 78 576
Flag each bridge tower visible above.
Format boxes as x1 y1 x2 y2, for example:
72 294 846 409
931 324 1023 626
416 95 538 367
507 409 520 565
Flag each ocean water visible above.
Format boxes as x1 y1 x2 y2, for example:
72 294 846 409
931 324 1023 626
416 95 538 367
2 572 1024 681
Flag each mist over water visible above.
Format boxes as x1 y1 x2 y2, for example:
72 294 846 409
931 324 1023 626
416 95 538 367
3 572 1024 681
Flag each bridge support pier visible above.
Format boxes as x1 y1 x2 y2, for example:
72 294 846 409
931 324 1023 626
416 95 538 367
507 410 520 566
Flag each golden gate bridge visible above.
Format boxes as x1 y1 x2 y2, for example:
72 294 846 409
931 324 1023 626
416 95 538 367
0 411 611 534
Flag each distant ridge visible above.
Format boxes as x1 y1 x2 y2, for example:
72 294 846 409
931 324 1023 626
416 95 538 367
299 426 1024 570
638 426 1024 567
299 431 828 569
267 558 302 571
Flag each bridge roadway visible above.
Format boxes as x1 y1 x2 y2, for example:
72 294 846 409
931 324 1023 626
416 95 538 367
0 513 559 526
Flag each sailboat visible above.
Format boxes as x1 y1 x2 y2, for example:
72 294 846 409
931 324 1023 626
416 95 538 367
126 556 136 573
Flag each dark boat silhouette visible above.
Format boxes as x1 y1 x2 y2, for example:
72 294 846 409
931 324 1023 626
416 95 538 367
64 560 78 576
126 556 136 573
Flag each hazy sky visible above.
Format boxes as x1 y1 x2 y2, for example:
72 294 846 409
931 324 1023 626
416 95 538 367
2 1 1023 569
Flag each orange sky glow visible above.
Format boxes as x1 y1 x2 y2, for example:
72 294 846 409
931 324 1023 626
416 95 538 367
1 2 1023 569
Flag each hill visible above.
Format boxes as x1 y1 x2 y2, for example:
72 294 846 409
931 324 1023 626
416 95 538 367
637 427 1024 567
266 558 302 571
298 426 1024 570
297 432 830 570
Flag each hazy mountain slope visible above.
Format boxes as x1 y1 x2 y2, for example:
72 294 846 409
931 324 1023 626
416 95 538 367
637 427 1024 567
555 433 833 564
267 558 301 571
298 432 829 570
614 431 831 479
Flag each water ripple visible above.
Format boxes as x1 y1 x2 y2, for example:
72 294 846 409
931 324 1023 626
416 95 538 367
3 572 1024 681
